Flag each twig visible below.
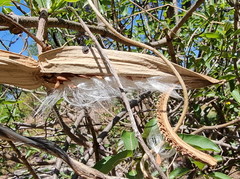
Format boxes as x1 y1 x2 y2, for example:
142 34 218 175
0 13 221 48
68 6 168 178
53 105 89 147
83 92 152 163
0 13 46 49
0 124 125 179
87 0 188 134
36 8 49 54
150 0 205 47
192 118 240 135
212 140 238 150
164 29 177 63
11 1 28 16
173 0 179 23
129 0 164 24
0 39 9 50
84 109 100 162
93 0 105 27
53 111 85 179
8 141 39 179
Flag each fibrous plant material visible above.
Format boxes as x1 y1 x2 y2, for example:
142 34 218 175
157 91 217 166
36 75 181 116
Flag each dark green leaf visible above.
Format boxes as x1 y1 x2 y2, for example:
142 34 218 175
94 150 133 174
209 172 232 179
200 33 222 39
169 168 190 179
126 162 144 179
231 29 240 37
231 89 240 104
121 131 139 150
224 22 232 33
192 160 205 170
208 5 215 16
219 74 236 81
179 134 220 152
142 118 158 138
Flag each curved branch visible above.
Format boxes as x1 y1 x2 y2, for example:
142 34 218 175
0 14 135 47
192 118 240 135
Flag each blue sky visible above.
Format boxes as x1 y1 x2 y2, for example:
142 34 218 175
0 1 35 57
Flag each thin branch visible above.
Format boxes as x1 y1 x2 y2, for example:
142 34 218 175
53 105 89 147
83 92 152 163
68 6 168 179
164 29 177 63
84 109 100 162
0 13 46 49
173 0 179 24
232 1 240 82
129 0 163 24
36 8 49 54
8 141 39 179
87 0 188 134
192 118 240 135
93 0 105 27
11 1 28 16
150 0 205 47
53 111 85 179
0 14 135 47
0 124 125 179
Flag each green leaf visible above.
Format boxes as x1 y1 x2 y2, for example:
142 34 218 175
192 160 205 170
214 155 223 162
231 29 240 37
142 118 158 138
179 134 220 152
219 74 236 81
94 150 133 174
0 0 12 6
231 89 240 104
0 115 8 123
121 131 139 150
169 168 190 179
208 5 215 16
200 32 222 39
34 0 52 9
2 7 12 14
2 100 23 104
126 163 144 179
224 22 232 33
209 172 232 179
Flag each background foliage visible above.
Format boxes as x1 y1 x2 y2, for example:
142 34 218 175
0 0 239 178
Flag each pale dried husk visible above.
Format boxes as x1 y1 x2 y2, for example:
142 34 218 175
0 46 222 90
0 50 42 89
39 46 221 89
